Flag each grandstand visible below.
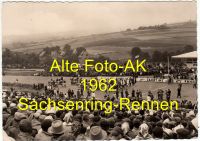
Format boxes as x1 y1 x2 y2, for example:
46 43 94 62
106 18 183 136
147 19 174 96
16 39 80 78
172 51 197 69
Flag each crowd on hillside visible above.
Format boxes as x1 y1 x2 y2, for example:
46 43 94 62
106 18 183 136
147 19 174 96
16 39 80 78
2 85 198 141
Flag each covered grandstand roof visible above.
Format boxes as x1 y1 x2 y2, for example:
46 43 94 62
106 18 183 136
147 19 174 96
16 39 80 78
172 51 197 59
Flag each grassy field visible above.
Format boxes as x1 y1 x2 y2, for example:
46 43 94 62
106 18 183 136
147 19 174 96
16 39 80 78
4 21 196 60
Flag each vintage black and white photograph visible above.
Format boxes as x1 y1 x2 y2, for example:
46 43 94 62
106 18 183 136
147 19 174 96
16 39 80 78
2 1 198 141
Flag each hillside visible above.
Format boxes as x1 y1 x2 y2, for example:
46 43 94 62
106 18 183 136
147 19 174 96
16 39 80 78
3 21 196 60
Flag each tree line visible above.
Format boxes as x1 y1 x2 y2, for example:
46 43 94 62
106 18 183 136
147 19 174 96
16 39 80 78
131 45 195 62
2 44 195 68
2 48 39 68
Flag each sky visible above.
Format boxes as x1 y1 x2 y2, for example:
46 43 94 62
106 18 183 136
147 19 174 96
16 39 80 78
2 2 196 37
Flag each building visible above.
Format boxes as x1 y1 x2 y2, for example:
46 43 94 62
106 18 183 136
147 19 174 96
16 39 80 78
172 51 197 68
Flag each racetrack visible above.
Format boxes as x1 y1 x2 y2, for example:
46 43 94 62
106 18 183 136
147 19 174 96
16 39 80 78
3 75 197 103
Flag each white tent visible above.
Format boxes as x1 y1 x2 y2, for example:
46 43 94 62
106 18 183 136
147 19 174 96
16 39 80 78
172 51 197 59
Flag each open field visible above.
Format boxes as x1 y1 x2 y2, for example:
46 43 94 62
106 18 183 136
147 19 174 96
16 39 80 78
3 21 196 60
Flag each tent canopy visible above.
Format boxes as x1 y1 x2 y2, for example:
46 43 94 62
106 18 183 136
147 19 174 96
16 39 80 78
172 51 197 59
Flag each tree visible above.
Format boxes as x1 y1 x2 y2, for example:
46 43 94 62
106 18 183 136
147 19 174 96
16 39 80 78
131 47 141 59
161 51 170 62
62 44 72 57
183 45 194 53
126 28 131 32
93 55 110 63
76 47 86 56
152 51 162 62
43 47 51 55
141 52 150 60
28 53 39 65
2 48 13 65
53 46 60 52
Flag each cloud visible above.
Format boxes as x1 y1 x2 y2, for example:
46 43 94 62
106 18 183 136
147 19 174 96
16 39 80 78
2 2 196 37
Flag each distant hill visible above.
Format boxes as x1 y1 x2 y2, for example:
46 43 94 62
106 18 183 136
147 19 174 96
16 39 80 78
3 21 196 60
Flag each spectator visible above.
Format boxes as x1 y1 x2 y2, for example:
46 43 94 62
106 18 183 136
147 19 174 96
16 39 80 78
35 119 52 141
88 126 107 140
135 123 153 140
48 120 67 141
152 126 163 139
16 119 34 141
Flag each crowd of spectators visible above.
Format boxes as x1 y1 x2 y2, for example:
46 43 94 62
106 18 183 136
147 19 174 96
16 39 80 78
44 62 196 82
2 87 198 141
